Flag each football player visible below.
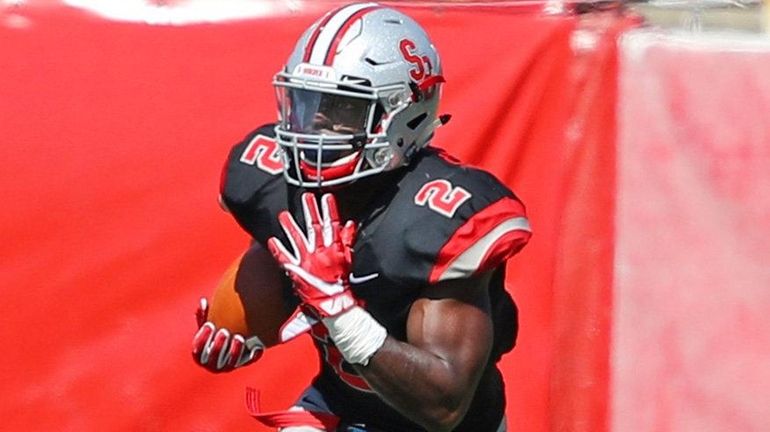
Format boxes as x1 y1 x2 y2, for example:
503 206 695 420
193 3 531 431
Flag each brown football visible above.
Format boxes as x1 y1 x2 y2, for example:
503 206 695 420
207 242 291 347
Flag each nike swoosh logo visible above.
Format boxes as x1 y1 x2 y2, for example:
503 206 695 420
349 272 379 284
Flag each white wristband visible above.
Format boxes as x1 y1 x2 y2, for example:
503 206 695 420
322 306 387 366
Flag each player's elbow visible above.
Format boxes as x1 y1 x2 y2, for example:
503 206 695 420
418 398 471 432
420 412 464 432
431 412 464 432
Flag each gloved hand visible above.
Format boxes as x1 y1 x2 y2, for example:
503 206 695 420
267 193 358 318
192 297 264 372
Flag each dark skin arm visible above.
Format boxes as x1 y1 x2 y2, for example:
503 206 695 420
352 272 494 432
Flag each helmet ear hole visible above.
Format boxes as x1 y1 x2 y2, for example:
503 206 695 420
407 113 428 130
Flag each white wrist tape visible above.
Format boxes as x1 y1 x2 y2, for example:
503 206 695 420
322 306 387 366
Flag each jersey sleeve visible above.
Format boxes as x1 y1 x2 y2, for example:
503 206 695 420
426 193 530 284
219 124 288 246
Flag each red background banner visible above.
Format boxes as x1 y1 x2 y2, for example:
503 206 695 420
0 3 629 431
613 30 770 432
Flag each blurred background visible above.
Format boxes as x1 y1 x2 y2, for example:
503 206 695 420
2 0 769 431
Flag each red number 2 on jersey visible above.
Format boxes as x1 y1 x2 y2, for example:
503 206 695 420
239 135 283 175
414 179 472 218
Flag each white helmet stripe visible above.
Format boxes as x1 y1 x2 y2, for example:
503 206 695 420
307 2 379 65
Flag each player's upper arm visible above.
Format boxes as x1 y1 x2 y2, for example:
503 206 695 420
406 271 494 396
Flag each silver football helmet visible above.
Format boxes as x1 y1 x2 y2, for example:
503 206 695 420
273 2 446 188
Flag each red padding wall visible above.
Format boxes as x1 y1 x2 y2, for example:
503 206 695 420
613 30 770 432
0 3 628 431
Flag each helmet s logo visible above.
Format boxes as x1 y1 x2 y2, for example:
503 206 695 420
399 39 433 81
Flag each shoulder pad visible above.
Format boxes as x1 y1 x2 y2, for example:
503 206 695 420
219 124 288 245
366 149 531 286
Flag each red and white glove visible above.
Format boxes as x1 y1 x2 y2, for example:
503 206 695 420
268 193 387 366
192 297 264 373
267 193 358 318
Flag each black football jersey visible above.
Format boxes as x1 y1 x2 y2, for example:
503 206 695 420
220 124 532 432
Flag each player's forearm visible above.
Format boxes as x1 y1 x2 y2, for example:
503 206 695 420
354 336 488 432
